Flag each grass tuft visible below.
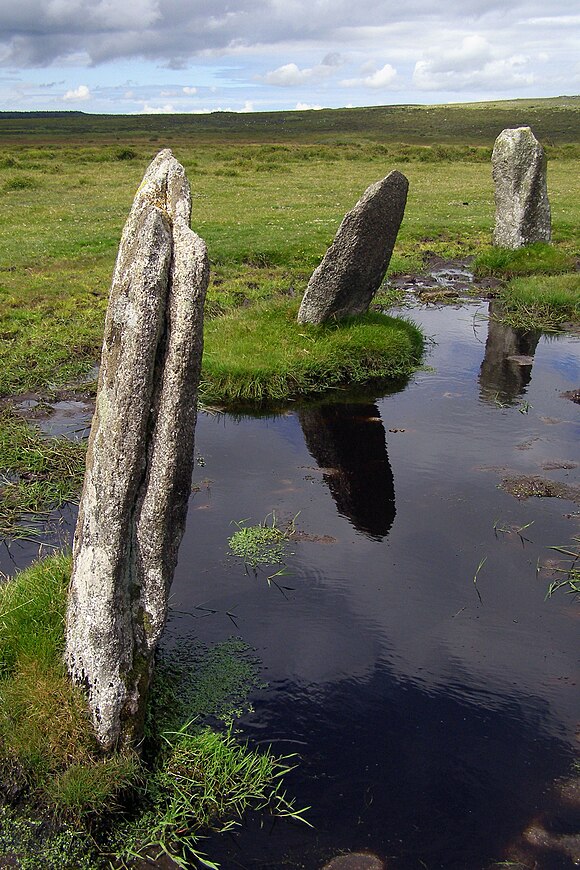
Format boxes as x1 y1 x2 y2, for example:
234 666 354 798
201 298 424 407
473 242 574 278
544 535 580 599
496 272 580 330
228 515 289 569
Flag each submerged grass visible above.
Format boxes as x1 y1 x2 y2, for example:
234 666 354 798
0 553 307 869
201 298 424 406
0 409 86 539
544 535 580 599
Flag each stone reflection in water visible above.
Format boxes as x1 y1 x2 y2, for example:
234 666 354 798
298 403 395 540
479 301 541 405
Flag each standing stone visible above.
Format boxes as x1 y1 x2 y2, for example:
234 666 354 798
492 127 551 249
297 170 408 325
65 149 209 750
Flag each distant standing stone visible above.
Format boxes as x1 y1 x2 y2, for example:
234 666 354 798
492 127 551 249
65 150 209 749
297 170 408 325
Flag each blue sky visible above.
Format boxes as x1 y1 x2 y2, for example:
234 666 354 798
1 1 578 114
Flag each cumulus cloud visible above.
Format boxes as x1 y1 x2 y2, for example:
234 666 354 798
412 35 535 90
295 101 323 110
341 63 397 88
0 0 576 111
62 83 90 100
263 54 342 86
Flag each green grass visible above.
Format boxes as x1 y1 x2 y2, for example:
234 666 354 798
0 553 136 804
544 535 580 599
1 96 579 146
121 723 306 870
229 516 289 569
0 553 306 869
473 242 575 278
496 272 580 330
0 409 86 540
201 298 424 406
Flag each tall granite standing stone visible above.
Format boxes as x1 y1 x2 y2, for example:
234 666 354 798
492 127 551 249
65 150 209 749
297 170 408 325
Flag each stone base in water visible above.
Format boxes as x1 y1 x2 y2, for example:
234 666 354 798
321 853 386 870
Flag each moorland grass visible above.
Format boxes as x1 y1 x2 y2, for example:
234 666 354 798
1 97 579 146
200 298 424 406
0 553 305 868
473 241 575 278
0 132 577 399
496 272 580 330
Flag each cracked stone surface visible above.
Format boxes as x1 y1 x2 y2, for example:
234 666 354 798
65 150 209 749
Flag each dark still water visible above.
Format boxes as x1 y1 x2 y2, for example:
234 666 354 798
168 302 580 869
2 302 579 869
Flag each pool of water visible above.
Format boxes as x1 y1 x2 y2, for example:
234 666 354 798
2 300 579 868
165 301 579 869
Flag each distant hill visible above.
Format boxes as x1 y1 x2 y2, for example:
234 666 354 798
1 96 579 145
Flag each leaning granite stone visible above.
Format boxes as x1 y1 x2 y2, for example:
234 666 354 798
297 170 408 325
65 149 209 749
492 127 551 249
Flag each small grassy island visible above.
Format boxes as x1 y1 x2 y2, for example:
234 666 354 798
201 299 424 407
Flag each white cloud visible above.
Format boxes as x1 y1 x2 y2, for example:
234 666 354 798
341 63 397 89
62 83 90 100
0 1 576 112
263 55 342 87
139 102 176 113
413 37 536 91
295 101 323 110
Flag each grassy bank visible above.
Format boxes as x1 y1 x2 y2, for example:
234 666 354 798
201 299 424 407
0 553 305 869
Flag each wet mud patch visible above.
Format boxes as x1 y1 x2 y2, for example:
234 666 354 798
289 530 337 544
561 389 580 405
499 475 580 503
2 393 95 441
387 255 500 304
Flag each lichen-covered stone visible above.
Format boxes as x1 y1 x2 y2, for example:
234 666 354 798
65 150 209 749
492 127 551 249
297 170 408 325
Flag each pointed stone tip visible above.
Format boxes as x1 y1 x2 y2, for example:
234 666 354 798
132 148 192 226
